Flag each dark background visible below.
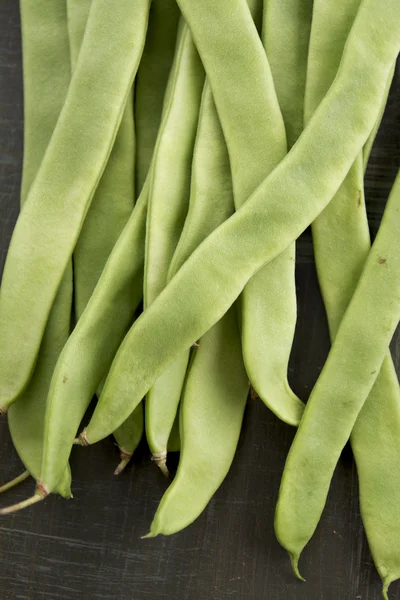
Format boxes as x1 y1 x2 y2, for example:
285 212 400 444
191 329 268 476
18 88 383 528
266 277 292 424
0 2 399 599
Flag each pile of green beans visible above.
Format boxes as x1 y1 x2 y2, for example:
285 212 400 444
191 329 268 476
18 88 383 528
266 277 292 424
0 0 399 596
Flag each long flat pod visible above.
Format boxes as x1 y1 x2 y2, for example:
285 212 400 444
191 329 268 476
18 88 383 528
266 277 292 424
263 0 313 149
149 307 248 536
275 170 400 587
135 0 180 196
7 0 73 497
147 0 264 471
301 1 400 592
148 82 248 535
0 0 151 412
67 0 136 320
176 0 304 427
144 21 205 469
67 0 139 468
144 21 204 307
19 0 70 204
80 0 400 446
40 187 148 499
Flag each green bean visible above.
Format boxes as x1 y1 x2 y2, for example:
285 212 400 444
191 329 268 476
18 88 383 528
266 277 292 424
144 21 205 474
263 0 313 149
19 1 70 204
79 0 400 447
151 0 263 472
135 0 180 196
298 3 400 592
67 0 139 470
67 0 135 320
147 82 248 535
169 84 235 276
6 0 72 498
40 187 147 501
176 0 305 427
304 0 365 335
275 170 400 587
0 20 211 510
351 352 400 599
0 0 151 413
148 307 248 537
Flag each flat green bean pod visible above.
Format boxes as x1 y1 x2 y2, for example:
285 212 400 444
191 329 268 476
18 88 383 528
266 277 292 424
0 0 151 412
176 0 304 427
19 0 71 204
302 3 400 593
67 0 140 471
304 0 365 343
168 83 236 277
67 0 135 320
275 170 400 588
135 0 180 196
144 21 205 473
7 0 72 498
148 82 248 535
263 0 313 149
39 187 148 498
148 307 248 537
80 0 400 447
150 0 263 473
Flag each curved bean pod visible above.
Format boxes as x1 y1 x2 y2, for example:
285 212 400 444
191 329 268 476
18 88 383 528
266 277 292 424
168 84 235 277
0 0 151 412
177 0 304 427
148 82 248 535
304 0 365 335
144 22 205 472
300 2 400 592
7 0 72 498
153 0 263 470
148 307 248 537
135 0 180 196
352 356 400 599
67 0 139 469
67 0 135 321
80 0 400 446
275 170 400 582
19 0 71 204
39 187 148 497
263 0 313 149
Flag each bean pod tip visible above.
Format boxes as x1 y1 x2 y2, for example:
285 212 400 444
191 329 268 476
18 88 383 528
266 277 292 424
289 552 305 582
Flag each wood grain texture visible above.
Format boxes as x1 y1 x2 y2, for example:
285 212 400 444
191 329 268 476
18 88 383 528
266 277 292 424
0 2 399 598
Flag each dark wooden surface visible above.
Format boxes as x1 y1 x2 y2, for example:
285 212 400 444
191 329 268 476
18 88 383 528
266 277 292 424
0 3 399 599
